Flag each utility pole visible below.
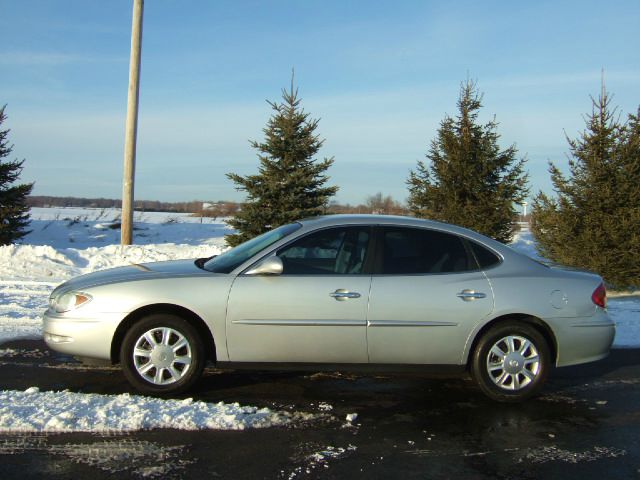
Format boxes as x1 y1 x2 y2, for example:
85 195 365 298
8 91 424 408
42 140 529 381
121 0 144 245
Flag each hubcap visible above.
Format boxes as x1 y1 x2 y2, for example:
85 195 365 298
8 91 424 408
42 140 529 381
486 335 540 391
132 327 192 385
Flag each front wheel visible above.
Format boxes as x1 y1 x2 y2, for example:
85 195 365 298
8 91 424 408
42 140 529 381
471 322 551 402
120 314 205 395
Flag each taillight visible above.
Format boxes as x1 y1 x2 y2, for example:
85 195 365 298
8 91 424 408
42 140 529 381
591 283 607 308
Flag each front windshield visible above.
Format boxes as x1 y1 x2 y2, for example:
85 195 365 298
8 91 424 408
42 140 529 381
204 223 302 273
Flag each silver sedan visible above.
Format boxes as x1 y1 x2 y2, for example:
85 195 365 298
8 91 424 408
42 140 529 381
43 215 615 402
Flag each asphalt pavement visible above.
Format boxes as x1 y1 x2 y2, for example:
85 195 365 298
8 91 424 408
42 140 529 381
0 338 639 479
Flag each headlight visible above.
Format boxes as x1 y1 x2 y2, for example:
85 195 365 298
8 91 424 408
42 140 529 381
52 292 92 313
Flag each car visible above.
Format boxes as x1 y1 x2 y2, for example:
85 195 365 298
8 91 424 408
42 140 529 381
43 215 615 402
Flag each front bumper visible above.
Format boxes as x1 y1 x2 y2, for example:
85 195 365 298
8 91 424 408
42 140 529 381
42 309 123 361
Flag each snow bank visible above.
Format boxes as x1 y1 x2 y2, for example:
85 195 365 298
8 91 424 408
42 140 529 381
1 243 225 283
0 387 319 432
23 207 231 250
0 244 80 281
0 281 53 343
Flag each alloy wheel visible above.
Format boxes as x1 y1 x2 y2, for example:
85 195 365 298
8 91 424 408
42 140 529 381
486 335 540 391
132 327 192 385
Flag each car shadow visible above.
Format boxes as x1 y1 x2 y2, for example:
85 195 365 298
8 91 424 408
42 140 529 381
550 347 640 380
14 339 639 407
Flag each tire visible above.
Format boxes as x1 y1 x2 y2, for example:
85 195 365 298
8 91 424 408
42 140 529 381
471 322 551 402
120 314 205 395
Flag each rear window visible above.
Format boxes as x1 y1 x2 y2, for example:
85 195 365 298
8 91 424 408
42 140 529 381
469 241 501 269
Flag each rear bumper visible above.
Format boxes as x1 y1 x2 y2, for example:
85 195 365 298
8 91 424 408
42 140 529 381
551 309 616 367
42 310 122 361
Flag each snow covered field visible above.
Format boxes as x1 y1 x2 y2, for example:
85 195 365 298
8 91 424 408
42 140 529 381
0 207 638 433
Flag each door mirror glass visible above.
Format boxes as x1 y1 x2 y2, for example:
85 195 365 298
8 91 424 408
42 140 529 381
244 256 284 276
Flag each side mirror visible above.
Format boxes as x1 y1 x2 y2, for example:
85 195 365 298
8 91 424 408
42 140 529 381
244 256 283 276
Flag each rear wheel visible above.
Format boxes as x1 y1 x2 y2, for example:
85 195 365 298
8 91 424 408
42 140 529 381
471 322 551 402
120 314 205 394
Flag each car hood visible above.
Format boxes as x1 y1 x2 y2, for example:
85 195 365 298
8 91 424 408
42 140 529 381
52 259 214 295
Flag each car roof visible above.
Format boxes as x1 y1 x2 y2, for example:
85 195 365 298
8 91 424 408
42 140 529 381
298 214 484 239
299 214 447 227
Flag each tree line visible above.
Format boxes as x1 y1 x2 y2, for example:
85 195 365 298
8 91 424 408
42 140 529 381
1 78 639 287
24 194 408 217
26 196 212 214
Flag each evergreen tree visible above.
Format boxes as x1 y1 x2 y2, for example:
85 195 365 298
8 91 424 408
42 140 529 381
225 80 338 246
0 105 33 245
407 80 528 243
531 91 640 288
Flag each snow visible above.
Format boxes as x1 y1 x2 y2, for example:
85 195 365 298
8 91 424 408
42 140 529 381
0 209 638 433
24 207 230 249
0 387 319 432
510 228 544 261
0 280 53 344
284 444 357 479
607 296 640 348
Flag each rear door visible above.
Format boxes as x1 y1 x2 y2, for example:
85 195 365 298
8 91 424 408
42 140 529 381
366 226 494 365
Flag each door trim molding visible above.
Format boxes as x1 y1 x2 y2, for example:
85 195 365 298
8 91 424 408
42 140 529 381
232 319 365 326
367 320 459 327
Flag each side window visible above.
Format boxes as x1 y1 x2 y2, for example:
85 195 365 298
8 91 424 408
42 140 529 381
469 241 501 269
278 227 370 275
380 227 472 274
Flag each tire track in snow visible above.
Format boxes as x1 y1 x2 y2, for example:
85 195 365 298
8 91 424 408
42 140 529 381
0 436 194 478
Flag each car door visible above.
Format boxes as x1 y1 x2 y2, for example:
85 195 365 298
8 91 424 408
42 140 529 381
367 226 494 365
226 226 372 363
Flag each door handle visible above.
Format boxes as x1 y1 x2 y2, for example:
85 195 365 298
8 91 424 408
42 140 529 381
457 289 487 301
330 289 361 301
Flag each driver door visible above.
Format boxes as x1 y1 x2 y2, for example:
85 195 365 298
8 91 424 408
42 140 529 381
226 226 372 363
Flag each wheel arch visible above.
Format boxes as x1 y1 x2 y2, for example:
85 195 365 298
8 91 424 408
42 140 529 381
110 303 217 364
464 314 558 368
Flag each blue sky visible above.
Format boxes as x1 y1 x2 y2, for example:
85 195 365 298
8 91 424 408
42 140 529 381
1 0 639 205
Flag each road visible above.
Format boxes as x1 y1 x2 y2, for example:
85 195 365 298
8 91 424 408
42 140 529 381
0 338 639 479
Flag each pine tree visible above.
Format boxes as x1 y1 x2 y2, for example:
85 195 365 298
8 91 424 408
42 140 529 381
0 105 34 245
225 80 338 246
531 91 640 288
407 80 528 243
